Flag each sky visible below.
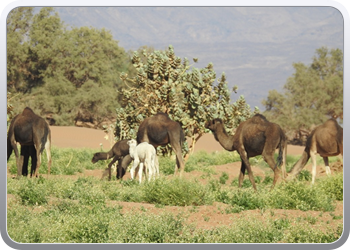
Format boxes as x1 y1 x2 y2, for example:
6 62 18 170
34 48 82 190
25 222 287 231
54 5 344 110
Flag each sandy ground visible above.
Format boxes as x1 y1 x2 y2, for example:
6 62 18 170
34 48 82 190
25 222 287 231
50 126 305 155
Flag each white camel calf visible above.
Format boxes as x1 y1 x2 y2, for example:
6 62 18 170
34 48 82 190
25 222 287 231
127 139 158 183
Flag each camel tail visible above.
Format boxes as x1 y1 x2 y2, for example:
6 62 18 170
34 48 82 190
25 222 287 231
7 138 13 161
274 129 286 170
179 127 185 148
274 138 284 170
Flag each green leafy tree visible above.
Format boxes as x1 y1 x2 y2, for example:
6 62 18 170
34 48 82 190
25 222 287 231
6 7 33 91
115 45 257 155
27 7 64 90
263 47 343 141
7 7 134 127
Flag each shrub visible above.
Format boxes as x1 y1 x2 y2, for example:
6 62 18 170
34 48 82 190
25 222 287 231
17 179 48 206
142 177 214 206
297 170 312 181
268 181 335 211
318 173 343 201
108 212 187 243
219 172 229 184
65 177 106 206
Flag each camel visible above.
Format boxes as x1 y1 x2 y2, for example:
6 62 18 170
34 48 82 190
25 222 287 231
7 107 52 178
127 139 158 183
92 139 131 180
205 114 287 190
136 113 185 176
287 119 343 184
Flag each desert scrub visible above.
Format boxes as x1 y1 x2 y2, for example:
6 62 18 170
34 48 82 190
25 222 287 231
108 212 188 243
280 223 342 243
65 177 106 206
317 173 343 201
216 177 337 212
218 188 267 213
268 180 335 211
142 176 214 206
13 178 48 206
101 179 144 202
219 172 229 184
7 197 342 243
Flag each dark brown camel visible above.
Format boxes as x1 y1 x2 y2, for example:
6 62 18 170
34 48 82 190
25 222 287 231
205 114 287 190
137 113 185 176
7 107 52 178
91 139 131 180
287 119 343 184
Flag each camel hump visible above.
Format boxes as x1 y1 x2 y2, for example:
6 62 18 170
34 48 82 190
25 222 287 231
319 119 342 137
324 119 342 130
154 112 172 122
22 107 36 116
250 114 269 124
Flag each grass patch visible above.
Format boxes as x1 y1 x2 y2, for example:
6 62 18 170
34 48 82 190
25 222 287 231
6 147 343 243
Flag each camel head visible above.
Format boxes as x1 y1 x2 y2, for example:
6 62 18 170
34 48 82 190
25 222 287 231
91 153 100 163
127 139 137 147
205 118 223 132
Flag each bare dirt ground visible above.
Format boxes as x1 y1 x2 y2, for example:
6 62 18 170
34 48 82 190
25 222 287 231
45 126 344 233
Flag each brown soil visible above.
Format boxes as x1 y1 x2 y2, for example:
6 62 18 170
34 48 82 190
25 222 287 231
9 126 343 235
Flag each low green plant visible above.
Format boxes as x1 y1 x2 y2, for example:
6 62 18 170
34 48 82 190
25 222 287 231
318 173 343 201
7 146 107 176
219 172 229 184
142 177 214 206
298 170 312 181
268 181 335 211
185 151 240 172
17 179 48 206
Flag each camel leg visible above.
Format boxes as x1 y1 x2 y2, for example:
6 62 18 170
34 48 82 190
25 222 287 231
310 150 317 185
10 142 22 178
155 155 159 178
21 146 30 176
263 153 280 189
17 155 24 177
108 156 119 181
245 163 257 191
138 162 144 183
117 155 133 179
34 151 42 178
239 152 257 191
130 158 139 180
45 139 51 177
169 140 185 177
27 145 37 177
147 158 153 181
323 157 331 176
238 160 246 188
282 142 287 179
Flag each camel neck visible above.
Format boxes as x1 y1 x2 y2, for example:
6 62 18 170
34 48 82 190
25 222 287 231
213 125 235 151
129 146 136 158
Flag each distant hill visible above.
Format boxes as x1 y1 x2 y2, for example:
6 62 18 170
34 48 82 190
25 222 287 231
55 6 343 110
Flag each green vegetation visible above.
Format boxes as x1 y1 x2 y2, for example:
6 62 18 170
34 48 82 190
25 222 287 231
116 46 258 155
6 7 343 244
7 7 134 127
263 47 343 142
7 148 343 243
